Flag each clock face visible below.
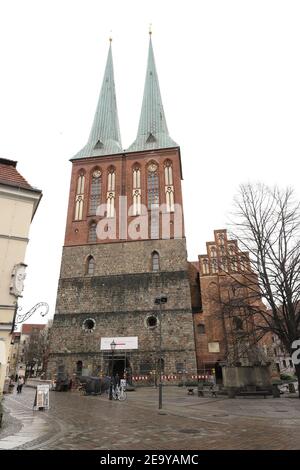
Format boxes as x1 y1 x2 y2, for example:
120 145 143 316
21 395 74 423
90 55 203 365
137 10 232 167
93 170 101 178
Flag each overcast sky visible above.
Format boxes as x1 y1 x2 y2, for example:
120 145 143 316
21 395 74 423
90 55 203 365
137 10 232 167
1 0 299 324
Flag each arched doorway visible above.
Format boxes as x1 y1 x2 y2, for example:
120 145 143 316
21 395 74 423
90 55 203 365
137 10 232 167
76 360 83 376
111 356 131 379
215 361 223 384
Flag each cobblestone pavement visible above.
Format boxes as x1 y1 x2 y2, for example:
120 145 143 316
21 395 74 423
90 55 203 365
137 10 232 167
1 386 300 450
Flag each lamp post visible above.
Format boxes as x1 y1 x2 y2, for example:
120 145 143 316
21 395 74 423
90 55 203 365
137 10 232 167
154 295 168 410
109 339 116 400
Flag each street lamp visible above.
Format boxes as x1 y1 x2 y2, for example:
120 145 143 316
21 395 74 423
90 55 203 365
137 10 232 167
154 295 168 410
109 339 116 400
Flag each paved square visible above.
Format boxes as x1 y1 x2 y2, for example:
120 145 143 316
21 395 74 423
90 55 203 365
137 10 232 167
1 386 300 449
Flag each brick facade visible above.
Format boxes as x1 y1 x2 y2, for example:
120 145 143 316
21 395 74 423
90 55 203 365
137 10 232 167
191 229 266 377
48 147 197 380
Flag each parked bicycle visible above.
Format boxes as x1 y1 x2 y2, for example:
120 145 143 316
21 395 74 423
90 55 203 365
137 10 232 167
112 384 127 401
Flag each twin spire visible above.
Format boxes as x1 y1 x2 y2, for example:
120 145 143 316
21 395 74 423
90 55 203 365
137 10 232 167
73 35 178 159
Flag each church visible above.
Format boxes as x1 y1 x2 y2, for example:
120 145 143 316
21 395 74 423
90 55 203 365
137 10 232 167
47 34 198 381
47 34 259 383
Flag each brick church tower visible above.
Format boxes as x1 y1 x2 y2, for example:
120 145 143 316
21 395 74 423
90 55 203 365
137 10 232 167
48 35 197 380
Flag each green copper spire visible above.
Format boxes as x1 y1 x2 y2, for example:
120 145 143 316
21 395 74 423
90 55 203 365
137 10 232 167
73 41 122 159
127 34 178 152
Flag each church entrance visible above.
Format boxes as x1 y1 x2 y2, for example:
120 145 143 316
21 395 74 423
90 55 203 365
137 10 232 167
215 361 223 384
103 352 131 379
112 358 130 378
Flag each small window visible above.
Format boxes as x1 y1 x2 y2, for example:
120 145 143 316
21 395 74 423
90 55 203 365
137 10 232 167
197 324 206 334
282 359 287 368
176 362 185 373
289 359 293 368
152 251 160 272
146 315 158 329
276 363 280 373
82 318 96 332
86 255 95 275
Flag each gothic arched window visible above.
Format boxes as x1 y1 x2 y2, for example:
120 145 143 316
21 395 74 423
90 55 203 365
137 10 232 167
88 222 97 243
217 233 225 245
211 258 218 273
152 251 160 272
210 246 217 258
86 255 95 275
89 169 102 215
147 162 159 209
233 317 243 331
228 244 235 256
107 167 116 218
74 171 85 220
132 165 141 215
202 258 209 274
164 160 174 212
197 323 206 334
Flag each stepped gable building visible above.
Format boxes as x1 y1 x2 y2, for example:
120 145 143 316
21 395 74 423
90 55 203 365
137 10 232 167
47 35 197 380
190 229 268 380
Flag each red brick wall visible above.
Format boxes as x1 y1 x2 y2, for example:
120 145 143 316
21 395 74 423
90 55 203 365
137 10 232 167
64 148 184 246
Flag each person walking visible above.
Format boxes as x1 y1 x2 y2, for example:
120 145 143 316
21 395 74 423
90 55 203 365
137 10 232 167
17 376 24 394
115 373 120 387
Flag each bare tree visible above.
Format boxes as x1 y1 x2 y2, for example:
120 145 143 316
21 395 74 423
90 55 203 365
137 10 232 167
23 321 52 377
229 183 300 396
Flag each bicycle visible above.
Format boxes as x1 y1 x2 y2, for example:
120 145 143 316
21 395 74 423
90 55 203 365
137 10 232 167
112 385 127 401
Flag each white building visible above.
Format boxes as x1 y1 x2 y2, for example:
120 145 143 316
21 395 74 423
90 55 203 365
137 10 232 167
0 158 42 395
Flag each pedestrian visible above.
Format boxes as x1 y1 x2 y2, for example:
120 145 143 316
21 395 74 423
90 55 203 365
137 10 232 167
115 373 120 387
17 376 24 394
210 383 217 398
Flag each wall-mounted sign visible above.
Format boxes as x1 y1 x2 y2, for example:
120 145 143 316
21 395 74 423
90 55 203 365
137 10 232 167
100 336 138 351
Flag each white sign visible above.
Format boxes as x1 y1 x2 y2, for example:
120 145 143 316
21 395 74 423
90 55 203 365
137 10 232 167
120 379 127 389
33 384 50 410
100 336 138 351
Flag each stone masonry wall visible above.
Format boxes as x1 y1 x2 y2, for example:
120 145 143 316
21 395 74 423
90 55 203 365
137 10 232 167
48 238 197 378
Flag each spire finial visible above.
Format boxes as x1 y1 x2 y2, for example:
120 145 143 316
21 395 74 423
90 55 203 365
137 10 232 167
149 23 152 36
109 30 112 42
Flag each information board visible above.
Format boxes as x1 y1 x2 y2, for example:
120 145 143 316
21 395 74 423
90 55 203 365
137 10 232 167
33 384 50 410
